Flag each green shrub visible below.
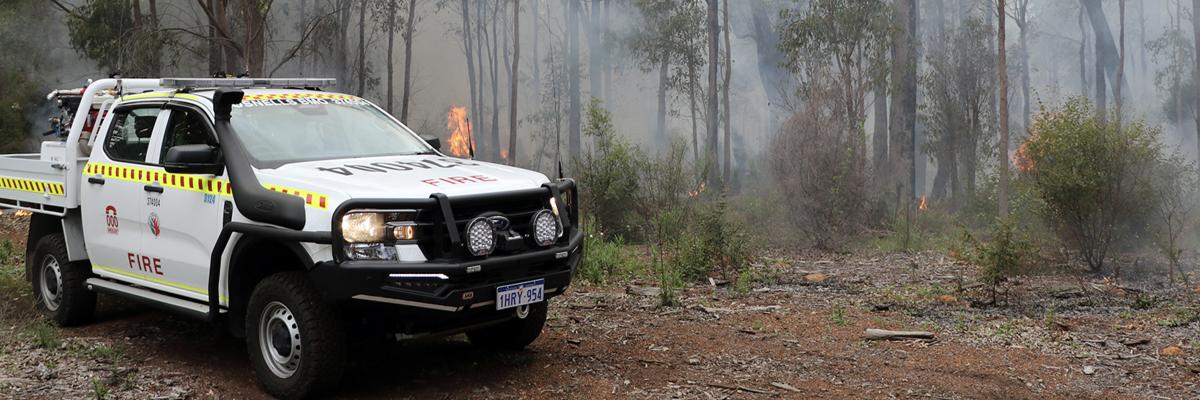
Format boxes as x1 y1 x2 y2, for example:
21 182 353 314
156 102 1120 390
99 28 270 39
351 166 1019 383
1021 98 1162 272
574 99 695 240
965 218 1036 305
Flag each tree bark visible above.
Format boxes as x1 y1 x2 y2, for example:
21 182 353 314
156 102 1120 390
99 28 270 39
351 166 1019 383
207 0 224 75
491 3 502 161
509 0 520 166
998 0 1010 219
706 0 720 179
889 0 918 200
241 0 267 77
567 0 581 158
356 1 367 95
387 0 397 113
401 0 417 123
1193 0 1200 165
689 60 699 162
872 82 888 175
722 0 732 188
588 0 602 102
656 52 670 155
1115 0 1124 129
1079 7 1088 97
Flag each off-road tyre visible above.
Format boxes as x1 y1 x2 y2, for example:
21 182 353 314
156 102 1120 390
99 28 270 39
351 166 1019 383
29 233 95 326
246 272 346 400
467 301 549 350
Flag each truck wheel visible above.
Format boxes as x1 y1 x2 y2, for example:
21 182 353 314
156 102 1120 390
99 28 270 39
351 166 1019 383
467 301 549 350
246 272 346 400
30 233 95 326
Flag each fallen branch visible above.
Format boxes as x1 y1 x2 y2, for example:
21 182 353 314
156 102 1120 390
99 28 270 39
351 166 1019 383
864 328 935 341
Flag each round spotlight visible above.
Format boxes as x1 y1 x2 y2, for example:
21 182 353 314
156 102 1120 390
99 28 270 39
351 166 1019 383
531 209 562 247
464 217 496 256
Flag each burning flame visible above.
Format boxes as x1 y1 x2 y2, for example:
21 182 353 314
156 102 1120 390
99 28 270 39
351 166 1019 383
13 210 31 217
918 196 928 211
445 106 474 157
500 148 509 160
687 181 707 198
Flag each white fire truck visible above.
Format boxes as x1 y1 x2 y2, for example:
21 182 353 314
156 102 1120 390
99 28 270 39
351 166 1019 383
11 78 581 399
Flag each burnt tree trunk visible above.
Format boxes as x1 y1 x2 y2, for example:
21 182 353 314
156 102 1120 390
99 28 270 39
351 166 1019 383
722 0 732 188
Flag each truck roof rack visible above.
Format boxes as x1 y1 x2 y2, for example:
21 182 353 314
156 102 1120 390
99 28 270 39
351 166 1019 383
159 78 337 90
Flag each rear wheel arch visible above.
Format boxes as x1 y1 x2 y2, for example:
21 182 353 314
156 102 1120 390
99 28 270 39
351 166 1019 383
25 213 62 282
225 234 314 337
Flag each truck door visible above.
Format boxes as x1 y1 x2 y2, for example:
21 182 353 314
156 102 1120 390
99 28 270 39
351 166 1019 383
141 105 226 302
81 105 168 288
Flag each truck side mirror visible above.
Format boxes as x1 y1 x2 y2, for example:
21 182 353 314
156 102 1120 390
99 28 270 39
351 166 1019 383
421 135 441 151
163 144 223 175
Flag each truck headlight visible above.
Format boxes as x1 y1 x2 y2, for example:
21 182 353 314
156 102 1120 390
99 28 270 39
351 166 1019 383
464 217 496 256
531 209 562 246
339 211 419 260
342 212 387 243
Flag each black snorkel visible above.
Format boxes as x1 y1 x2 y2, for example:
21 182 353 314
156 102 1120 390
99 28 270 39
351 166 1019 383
212 88 307 231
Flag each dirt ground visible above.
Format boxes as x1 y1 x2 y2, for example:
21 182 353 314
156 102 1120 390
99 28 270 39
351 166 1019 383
1 213 1198 399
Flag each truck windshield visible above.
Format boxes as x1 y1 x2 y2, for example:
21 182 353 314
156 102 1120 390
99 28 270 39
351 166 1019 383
229 98 431 167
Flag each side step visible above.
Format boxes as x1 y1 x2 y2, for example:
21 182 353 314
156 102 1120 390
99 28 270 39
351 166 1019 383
85 278 210 320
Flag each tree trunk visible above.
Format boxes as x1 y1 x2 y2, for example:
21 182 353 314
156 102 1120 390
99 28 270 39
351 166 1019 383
241 0 267 77
207 0 224 75
487 3 501 160
706 0 719 178
387 1 397 113
889 0 918 200
689 60 699 162
1017 0 1031 131
656 53 669 154
401 0 417 123
475 1 487 146
567 0 581 158
1193 0 1200 164
299 0 307 76
508 0 520 166
602 0 612 105
1079 7 1088 97
336 0 350 90
532 0 541 108
461 0 478 152
588 0 602 102
1082 0 1128 104
356 1 367 96
722 0 732 188
998 0 1010 218
872 82 888 174
1094 18 1107 124
1115 0 1125 129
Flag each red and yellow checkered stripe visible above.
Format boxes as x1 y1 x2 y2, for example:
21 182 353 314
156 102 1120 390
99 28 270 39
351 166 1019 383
0 176 65 196
241 93 358 101
85 162 328 210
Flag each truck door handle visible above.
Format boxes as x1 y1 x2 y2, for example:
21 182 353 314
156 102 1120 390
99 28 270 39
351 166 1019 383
143 184 164 193
87 177 105 185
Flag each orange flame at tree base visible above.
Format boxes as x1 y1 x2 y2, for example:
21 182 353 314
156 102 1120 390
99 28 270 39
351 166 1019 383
445 106 474 158
918 196 928 211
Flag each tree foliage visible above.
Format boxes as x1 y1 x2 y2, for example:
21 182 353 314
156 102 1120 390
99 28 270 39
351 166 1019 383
1020 98 1161 272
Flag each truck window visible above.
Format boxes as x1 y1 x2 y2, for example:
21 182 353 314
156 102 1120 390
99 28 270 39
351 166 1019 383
104 108 160 163
161 108 214 154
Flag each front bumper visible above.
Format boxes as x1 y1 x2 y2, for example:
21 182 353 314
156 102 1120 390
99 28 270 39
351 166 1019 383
309 229 583 313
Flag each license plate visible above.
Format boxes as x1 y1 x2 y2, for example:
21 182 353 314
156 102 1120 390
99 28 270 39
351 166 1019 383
495 279 544 310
